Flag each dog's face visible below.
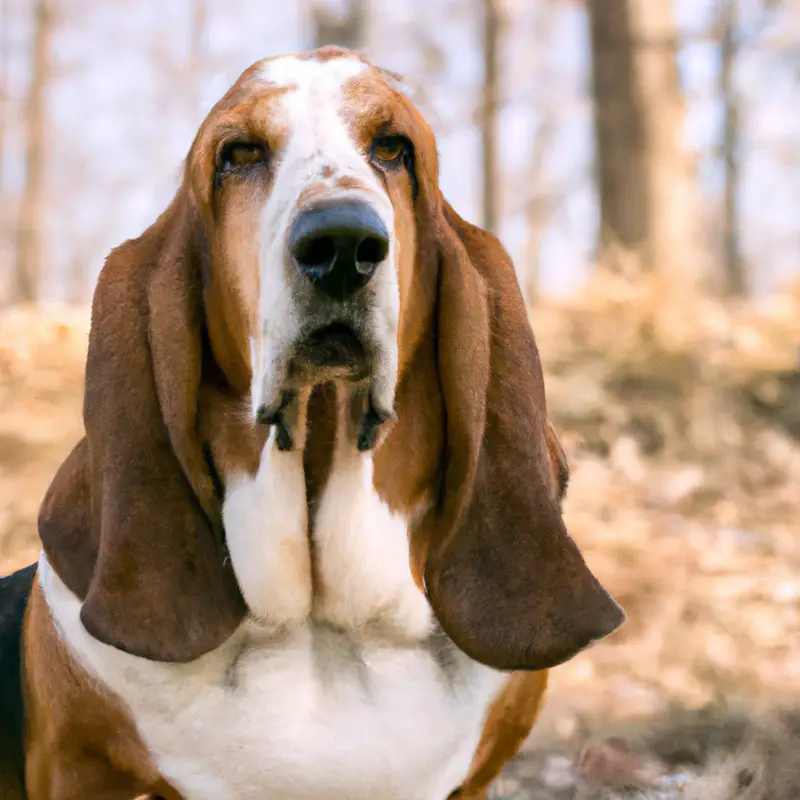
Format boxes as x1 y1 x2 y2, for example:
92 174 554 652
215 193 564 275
39 47 624 668
188 48 431 438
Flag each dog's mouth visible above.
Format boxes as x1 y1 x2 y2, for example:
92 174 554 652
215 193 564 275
255 323 396 453
288 323 370 383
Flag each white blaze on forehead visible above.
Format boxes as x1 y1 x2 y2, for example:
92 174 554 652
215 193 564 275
251 55 399 419
256 54 385 203
257 55 367 173
259 54 367 97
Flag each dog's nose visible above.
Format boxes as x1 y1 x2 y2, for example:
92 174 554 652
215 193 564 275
289 202 390 301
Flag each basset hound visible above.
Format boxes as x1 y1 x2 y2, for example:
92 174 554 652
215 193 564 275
0 47 624 800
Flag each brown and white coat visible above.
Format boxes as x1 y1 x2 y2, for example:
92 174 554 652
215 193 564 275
0 47 623 800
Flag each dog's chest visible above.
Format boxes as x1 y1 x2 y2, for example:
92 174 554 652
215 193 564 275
40 434 507 800
147 628 500 800
43 563 504 800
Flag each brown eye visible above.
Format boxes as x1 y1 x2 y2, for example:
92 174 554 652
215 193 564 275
371 135 406 165
219 142 267 173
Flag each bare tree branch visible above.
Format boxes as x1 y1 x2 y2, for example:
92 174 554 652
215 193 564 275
720 0 747 296
0 0 9 194
14 0 53 303
481 0 500 233
188 0 207 118
312 0 365 49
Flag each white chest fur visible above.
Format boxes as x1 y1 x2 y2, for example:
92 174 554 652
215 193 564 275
39 430 507 800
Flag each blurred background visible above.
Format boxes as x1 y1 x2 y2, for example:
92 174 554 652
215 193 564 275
1 0 799 796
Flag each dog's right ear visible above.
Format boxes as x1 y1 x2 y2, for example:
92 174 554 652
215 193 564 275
39 188 245 662
410 199 624 672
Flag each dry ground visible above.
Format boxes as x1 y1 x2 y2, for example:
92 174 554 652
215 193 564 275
1 274 799 798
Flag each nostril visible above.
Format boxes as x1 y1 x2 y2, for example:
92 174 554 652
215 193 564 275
356 235 388 268
293 236 337 277
288 202 389 298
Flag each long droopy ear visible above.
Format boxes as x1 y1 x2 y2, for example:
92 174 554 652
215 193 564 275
39 188 245 662
414 201 624 672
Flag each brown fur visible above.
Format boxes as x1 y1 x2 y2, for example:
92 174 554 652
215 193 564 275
23 577 181 800
453 671 550 799
38 187 246 664
13 46 623 799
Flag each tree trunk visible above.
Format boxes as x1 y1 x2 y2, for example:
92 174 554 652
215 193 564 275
588 0 699 281
587 0 648 267
312 0 365 50
720 0 746 296
188 0 206 118
632 0 699 281
0 0 9 194
523 121 554 305
15 0 52 303
481 0 500 234
0 0 10 292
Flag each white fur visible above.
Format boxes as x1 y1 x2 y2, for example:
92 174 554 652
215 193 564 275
222 427 311 626
39 428 508 800
250 55 400 419
312 416 432 642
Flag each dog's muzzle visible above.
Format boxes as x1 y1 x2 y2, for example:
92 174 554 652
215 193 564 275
254 200 397 453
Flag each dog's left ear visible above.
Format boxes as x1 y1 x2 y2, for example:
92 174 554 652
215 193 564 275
39 188 246 662
412 200 624 672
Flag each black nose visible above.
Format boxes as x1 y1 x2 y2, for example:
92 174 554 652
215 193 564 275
288 202 390 300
